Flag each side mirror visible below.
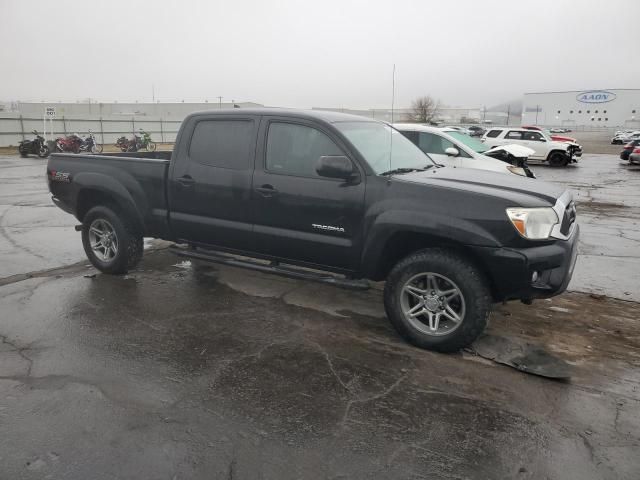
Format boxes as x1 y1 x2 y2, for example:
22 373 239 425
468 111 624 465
445 147 459 157
315 155 355 180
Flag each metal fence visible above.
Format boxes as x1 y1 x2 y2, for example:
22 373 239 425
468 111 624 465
0 115 183 147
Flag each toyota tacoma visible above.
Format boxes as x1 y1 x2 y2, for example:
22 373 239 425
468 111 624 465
47 109 579 352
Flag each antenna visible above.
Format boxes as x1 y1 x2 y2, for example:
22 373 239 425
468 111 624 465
389 64 396 170
391 64 396 123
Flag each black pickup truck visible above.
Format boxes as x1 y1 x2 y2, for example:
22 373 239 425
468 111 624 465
48 109 579 352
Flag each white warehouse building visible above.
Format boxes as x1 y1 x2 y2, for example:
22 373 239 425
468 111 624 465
521 89 640 128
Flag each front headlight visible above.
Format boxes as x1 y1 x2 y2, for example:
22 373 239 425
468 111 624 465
506 207 559 240
506 165 527 176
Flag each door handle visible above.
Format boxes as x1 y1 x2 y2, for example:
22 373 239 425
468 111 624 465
255 184 278 197
177 175 195 187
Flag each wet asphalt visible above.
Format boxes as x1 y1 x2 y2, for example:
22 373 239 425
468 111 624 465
1 153 639 479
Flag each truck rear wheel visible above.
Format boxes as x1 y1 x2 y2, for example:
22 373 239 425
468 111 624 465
383 249 491 352
81 205 143 274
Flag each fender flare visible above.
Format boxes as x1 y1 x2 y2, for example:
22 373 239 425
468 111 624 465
73 172 145 230
359 209 501 279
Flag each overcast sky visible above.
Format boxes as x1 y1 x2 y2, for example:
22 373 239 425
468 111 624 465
2 0 639 109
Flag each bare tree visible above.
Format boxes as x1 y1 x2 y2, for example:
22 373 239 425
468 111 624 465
410 96 440 123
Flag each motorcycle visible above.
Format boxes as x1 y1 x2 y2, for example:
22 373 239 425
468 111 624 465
136 129 156 152
116 135 136 152
56 134 84 154
18 130 50 158
115 129 156 152
79 130 103 154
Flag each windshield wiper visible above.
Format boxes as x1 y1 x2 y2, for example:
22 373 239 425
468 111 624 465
379 165 433 176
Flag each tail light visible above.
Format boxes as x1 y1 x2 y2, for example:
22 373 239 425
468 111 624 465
633 147 640 154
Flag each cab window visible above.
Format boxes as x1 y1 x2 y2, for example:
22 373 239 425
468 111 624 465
418 132 454 154
418 132 470 158
266 122 344 178
189 120 255 169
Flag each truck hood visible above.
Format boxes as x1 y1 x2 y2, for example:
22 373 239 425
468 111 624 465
551 134 577 143
394 166 564 205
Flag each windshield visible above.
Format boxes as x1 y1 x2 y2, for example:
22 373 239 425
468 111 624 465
334 122 434 174
541 129 553 140
446 131 487 153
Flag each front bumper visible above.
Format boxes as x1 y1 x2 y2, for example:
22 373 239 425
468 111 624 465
568 145 582 161
470 224 580 302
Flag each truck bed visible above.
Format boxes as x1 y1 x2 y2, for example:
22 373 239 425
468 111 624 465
47 152 172 238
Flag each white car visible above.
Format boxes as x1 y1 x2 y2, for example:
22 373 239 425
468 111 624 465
611 131 640 145
482 127 580 167
393 124 534 177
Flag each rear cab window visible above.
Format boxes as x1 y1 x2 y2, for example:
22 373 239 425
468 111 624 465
189 120 256 169
486 130 502 138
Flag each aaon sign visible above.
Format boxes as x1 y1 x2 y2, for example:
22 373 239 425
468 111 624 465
576 90 616 104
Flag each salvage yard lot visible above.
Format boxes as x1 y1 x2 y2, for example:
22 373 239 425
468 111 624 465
1 152 639 479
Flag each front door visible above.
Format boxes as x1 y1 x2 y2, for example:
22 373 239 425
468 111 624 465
251 118 365 272
168 115 259 251
520 130 547 159
416 132 462 167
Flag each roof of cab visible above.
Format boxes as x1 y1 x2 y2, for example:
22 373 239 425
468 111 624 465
186 108 378 124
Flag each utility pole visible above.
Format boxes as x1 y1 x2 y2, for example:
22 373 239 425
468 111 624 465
217 96 223 109
535 104 539 125
152 84 155 103
506 104 510 126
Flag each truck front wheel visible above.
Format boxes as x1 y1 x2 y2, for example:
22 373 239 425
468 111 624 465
383 249 491 352
81 205 143 274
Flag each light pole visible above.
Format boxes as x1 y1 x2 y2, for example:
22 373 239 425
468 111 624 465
217 96 223 109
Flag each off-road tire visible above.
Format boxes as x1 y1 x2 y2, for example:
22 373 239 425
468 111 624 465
81 205 143 274
383 248 492 352
548 151 569 167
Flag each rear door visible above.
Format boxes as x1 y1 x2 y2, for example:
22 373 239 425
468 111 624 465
169 114 259 251
250 117 366 271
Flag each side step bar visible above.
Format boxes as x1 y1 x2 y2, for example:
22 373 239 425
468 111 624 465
169 245 370 291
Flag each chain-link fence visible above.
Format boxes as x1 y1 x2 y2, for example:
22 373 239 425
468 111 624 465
0 115 183 147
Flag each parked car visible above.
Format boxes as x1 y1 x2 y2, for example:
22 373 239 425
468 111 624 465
521 125 579 145
612 131 640 145
628 147 640 165
394 123 535 177
483 127 581 167
467 125 486 137
48 109 579 353
620 139 640 161
441 126 468 134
